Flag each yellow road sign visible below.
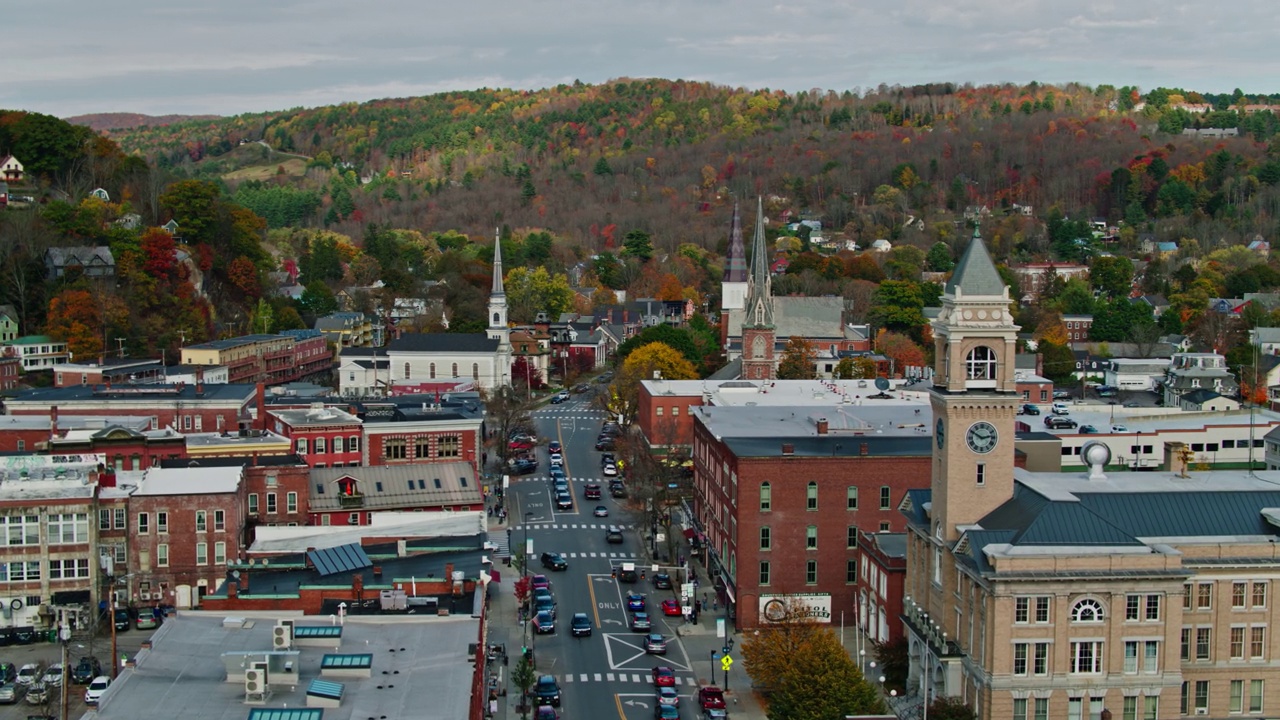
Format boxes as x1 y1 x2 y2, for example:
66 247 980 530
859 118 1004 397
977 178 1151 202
721 655 733 671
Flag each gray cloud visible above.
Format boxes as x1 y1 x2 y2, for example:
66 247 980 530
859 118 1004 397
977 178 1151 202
6 0 1279 117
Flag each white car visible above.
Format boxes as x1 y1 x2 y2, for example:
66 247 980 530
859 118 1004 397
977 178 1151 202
15 664 40 686
84 676 111 705
1112 424 1129 432
549 453 563 466
603 463 618 477
41 664 63 687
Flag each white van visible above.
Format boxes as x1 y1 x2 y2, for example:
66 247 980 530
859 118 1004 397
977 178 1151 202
1051 402 1070 415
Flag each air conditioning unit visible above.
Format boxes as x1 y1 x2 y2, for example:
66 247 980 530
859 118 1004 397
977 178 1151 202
138 592 150 601
244 662 271 704
1195 709 1208 716
272 621 293 649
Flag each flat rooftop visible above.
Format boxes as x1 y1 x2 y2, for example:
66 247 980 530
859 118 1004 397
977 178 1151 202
136 466 241 496
644 378 932 409
1037 405 1280 437
694 403 933 439
0 414 152 431
91 614 478 720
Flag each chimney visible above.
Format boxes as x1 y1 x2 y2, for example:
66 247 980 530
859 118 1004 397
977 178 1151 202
815 418 829 435
196 368 204 396
49 406 59 442
781 443 794 456
445 562 455 580
256 381 266 430
227 582 238 599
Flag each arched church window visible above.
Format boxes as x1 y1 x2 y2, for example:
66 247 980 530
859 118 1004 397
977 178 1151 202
493 312 500 325
965 346 997 380
752 335 766 359
1071 598 1105 623
404 362 411 379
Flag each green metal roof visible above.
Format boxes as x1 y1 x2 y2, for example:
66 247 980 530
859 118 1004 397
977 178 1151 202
946 229 1006 297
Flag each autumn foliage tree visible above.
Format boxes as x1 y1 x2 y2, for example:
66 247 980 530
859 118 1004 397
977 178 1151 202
777 337 818 379
606 342 698 425
877 330 926 376
45 289 105 360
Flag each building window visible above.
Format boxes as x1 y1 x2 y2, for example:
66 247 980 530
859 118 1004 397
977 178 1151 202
846 559 857 583
1015 597 1030 623
415 437 431 458
214 542 227 565
1068 697 1082 720
156 544 168 567
48 559 90 579
348 513 360 525
806 525 817 549
1251 626 1265 658
1071 598 1104 623
1069 641 1102 673
1126 594 1141 620
452 363 458 377
0 516 39 546
879 485 891 510
98 509 111 530
1250 680 1263 713
1194 680 1209 713
1253 582 1268 608
404 362 410 379
759 562 770 586
195 511 206 532
114 508 126 529
1145 594 1160 620
965 345 997 380
267 493 278 514
315 437 327 454
807 482 818 510
385 438 407 460
438 435 461 458
1231 626 1245 659
975 464 985 485
285 492 297 513
847 526 858 549
47 513 88 544
1033 698 1048 720
1013 699 1027 720
759 527 771 551
1014 643 1029 676
248 494 259 515
1143 640 1159 673
1033 643 1048 675
350 435 361 453
1124 641 1139 674
296 438 308 454
805 560 817 585
1231 680 1246 714
214 510 225 531
1196 627 1211 660
759 482 771 512
429 363 436 379
195 542 207 566
1198 582 1213 609
846 486 858 510
1181 628 1192 660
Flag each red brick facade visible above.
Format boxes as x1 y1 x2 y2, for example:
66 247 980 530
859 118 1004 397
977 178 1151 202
364 426 482 476
244 463 311 529
267 412 363 468
200 569 474 615
740 326 775 381
636 390 703 451
855 531 907 645
128 483 246 608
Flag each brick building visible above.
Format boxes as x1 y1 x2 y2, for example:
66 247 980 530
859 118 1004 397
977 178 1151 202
0 414 153 454
855 530 907 646
127 466 246 608
160 455 312 531
691 403 934 629
0 355 21 390
308 464 484 526
3 382 260 435
267 404 364 468
180 331 333 385
52 357 166 387
356 397 486 477
49 419 187 471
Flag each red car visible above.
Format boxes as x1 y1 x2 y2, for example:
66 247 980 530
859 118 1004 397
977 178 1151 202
661 599 681 617
509 437 536 451
651 666 676 687
531 574 551 591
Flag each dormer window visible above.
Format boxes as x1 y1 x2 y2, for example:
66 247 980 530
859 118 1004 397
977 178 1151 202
338 477 360 496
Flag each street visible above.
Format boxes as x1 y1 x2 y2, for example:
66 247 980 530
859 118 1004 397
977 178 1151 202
508 394 701 720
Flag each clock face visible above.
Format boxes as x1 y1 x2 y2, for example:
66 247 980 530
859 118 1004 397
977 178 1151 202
966 421 998 454
935 419 945 449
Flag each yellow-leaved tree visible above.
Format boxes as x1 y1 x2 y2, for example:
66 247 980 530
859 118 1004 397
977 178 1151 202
605 342 698 425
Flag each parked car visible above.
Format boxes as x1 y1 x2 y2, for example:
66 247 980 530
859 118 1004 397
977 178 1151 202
630 612 652 631
594 437 615 451
645 633 668 654
41 664 63 687
698 686 727 710
610 484 627 498
661 599 682 617
572 383 591 394
25 682 48 705
1112 424 1129 432
71 657 101 685
509 437 536 451
540 552 568 571
603 463 618 477
15 664 41 686
534 705 560 720
0 682 23 704
1080 424 1099 434
1044 416 1078 430
533 675 562 706
600 452 616 466
84 676 111 705
510 458 538 475
112 609 131 631
1051 402 1071 415
533 610 556 634
531 574 551 591
1053 390 1072 400
1019 404 1041 416
136 611 159 630
570 613 593 637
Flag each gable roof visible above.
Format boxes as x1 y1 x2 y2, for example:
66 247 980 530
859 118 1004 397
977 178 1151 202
388 333 498 354
309 463 482 512
45 246 115 267
946 229 1006 297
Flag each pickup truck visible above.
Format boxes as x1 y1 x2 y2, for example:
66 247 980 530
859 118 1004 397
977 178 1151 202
698 685 726 710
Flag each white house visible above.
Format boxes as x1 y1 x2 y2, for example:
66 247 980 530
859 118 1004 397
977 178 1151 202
1103 358 1172 392
0 155 22 183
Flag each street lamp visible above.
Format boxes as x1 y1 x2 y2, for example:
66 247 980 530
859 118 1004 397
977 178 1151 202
522 512 534 660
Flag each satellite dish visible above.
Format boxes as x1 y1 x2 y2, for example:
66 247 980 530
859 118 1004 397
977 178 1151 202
874 377 890 391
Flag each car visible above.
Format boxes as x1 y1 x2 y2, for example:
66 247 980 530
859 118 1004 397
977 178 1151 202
113 609 131 631
136 611 160 630
1097 386 1119 398
1051 402 1071 415
533 675 562 706
510 458 539 475
653 572 672 589
1053 390 1072 400
603 463 618 477
549 452 564 465
657 685 680 707
1112 424 1129 432
533 610 556 634
1044 416 1077 429
645 633 668 654
698 685 727 710
601 422 621 435
16 664 41 686
548 440 562 454
630 612 652 631
533 587 553 604
549 466 567 480
1123 401 1140 408
555 493 573 510
531 574 551 591
594 505 609 517
0 682 23 704
551 391 570 404
1080 424 1099 433
661 599 681 617
540 552 568 571
584 483 602 499
552 479 570 495
594 438 615 451
652 666 676 687
606 526 625 543
701 708 729 720
509 437 536 451
610 485 627 498
573 383 591 394
84 676 111 705
600 452 616 466
626 592 646 611
599 371 615 383
71 657 102 685
655 705 680 720
25 682 48 705
41 664 63 687
570 612 593 637
534 705 560 720
1019 404 1041 416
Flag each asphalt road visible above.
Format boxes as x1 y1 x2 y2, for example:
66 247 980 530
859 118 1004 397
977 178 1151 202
510 395 701 720
0 625 150 720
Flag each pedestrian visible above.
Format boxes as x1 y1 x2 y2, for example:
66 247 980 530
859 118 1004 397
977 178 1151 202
695 599 702 613
712 598 718 611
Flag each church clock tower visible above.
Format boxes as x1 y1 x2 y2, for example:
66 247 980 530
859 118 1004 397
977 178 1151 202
929 227 1020 541
740 197 776 381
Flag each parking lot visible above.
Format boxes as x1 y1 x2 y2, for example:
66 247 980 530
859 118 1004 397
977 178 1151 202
0 626 150 719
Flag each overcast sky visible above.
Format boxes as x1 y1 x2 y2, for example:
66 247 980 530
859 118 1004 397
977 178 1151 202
6 1 1279 118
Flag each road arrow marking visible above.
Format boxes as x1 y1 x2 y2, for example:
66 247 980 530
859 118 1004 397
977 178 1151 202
624 700 650 708
603 619 623 625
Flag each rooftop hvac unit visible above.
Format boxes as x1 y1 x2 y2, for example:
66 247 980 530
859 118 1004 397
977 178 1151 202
273 620 294 649
244 662 271 704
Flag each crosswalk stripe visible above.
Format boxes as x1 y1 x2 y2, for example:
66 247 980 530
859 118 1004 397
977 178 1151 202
606 673 615 682
580 673 588 682
594 673 602 681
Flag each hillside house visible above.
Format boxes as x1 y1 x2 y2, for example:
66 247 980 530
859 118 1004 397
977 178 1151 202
0 156 22 183
44 246 116 279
